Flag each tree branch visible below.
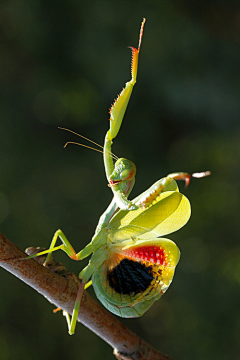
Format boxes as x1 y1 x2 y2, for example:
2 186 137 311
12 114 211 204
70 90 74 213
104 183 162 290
0 233 172 360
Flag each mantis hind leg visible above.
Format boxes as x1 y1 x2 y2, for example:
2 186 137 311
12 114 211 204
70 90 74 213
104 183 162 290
25 230 95 335
25 229 78 263
44 229 78 263
25 229 94 263
63 280 87 335
61 248 109 334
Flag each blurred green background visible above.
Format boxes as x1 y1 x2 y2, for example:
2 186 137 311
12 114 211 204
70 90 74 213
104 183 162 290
1 1 240 359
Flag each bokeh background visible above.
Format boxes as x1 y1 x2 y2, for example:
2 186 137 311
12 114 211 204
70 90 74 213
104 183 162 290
1 1 240 359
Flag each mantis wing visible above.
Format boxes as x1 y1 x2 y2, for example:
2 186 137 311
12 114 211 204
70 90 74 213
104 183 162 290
108 189 191 242
92 238 180 317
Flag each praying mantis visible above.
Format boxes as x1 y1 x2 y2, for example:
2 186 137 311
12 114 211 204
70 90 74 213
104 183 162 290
27 18 210 335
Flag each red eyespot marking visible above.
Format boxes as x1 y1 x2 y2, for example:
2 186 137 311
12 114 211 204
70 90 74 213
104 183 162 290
123 246 168 266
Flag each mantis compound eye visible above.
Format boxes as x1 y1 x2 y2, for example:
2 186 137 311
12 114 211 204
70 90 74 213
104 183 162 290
120 168 135 181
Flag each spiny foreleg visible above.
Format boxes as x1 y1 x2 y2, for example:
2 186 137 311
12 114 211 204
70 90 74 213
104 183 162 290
134 171 210 208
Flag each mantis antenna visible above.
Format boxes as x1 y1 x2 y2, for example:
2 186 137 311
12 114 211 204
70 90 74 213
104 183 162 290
58 127 118 160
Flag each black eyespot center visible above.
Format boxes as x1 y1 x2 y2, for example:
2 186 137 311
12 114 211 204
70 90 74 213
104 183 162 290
107 258 154 295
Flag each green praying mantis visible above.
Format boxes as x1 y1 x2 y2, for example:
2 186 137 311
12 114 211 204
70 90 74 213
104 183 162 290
27 18 210 335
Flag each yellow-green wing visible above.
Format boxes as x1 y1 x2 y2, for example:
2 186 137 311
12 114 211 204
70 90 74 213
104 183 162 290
108 190 191 242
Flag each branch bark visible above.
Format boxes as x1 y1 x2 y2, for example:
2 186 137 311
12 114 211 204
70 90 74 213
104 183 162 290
0 233 172 360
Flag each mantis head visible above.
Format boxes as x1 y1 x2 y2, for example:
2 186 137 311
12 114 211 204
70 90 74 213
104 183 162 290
109 158 136 186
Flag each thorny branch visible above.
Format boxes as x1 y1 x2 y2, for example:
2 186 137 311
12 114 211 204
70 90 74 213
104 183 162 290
0 233 172 360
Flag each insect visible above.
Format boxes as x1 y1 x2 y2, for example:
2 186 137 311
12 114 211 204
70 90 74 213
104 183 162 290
27 18 210 334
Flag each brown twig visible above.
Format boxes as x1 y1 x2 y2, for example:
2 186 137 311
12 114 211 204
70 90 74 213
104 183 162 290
0 233 172 360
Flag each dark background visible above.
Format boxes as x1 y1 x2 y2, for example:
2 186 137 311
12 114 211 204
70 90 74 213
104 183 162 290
1 1 240 359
